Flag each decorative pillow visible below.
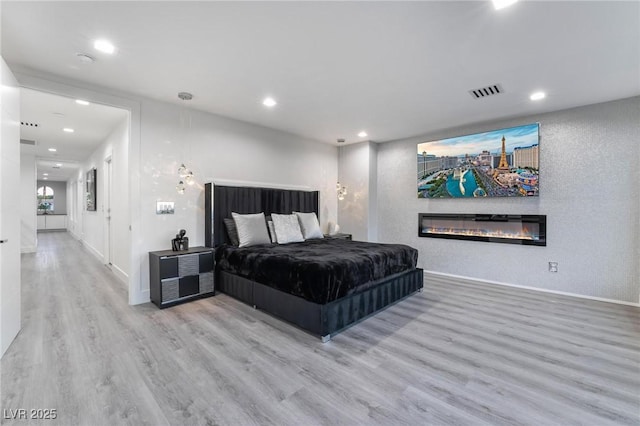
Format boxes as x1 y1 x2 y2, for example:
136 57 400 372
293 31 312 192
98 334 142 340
231 212 271 247
223 218 240 246
271 213 304 244
267 220 278 244
294 212 324 240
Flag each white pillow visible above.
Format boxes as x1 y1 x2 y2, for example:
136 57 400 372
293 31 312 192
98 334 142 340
294 212 324 240
231 212 271 247
271 213 304 244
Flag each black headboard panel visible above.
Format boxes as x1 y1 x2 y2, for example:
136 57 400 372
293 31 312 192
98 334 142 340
205 183 319 247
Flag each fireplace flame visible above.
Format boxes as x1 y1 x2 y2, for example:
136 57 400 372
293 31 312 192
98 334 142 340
423 226 539 241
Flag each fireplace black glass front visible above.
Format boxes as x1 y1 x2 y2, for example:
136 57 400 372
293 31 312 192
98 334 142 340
419 214 546 246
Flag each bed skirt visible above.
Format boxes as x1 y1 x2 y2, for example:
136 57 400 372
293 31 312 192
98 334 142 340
217 268 424 340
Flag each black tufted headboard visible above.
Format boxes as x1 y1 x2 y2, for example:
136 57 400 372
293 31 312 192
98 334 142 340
205 183 319 247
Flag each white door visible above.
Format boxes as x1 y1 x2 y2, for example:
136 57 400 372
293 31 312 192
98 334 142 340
104 156 113 265
0 58 22 357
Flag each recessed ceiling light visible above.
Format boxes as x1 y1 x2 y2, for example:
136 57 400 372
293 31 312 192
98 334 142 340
75 99 90 106
43 177 49 180
530 91 546 101
358 131 368 138
63 128 74 133
48 148 57 152
262 97 277 107
94 39 115 54
42 173 49 176
493 0 518 10
55 163 63 167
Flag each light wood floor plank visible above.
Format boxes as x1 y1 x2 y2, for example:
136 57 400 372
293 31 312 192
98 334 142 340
1 232 638 425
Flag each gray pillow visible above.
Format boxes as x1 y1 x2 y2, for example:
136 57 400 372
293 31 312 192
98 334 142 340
223 218 240 246
231 212 271 247
271 213 304 244
294 212 324 240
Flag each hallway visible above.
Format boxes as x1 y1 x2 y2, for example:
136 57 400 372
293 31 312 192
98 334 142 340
1 232 164 424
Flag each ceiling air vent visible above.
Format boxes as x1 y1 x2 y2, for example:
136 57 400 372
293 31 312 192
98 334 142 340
20 139 36 145
469 84 503 99
52 165 61 169
21 121 39 127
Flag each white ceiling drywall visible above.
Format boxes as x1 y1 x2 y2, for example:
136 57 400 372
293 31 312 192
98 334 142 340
3 1 639 144
20 89 128 180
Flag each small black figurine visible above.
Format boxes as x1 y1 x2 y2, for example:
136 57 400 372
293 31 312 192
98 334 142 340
171 229 189 251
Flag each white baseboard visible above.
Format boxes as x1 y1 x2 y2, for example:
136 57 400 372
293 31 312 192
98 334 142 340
110 263 128 286
74 234 148 306
20 246 37 253
77 237 143 304
130 289 150 305
82 241 105 264
425 270 640 308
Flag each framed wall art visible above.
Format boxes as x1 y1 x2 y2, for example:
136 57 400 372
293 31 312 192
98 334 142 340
417 123 539 198
86 168 97 211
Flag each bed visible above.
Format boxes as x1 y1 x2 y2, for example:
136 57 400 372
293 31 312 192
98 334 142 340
205 183 424 341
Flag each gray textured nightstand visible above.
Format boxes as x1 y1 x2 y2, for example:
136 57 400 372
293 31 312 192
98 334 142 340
323 233 352 240
149 247 214 308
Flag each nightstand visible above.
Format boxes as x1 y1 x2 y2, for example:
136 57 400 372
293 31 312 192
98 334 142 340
323 233 352 240
149 247 215 308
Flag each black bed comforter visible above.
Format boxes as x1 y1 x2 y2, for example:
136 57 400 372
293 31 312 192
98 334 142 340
215 238 418 304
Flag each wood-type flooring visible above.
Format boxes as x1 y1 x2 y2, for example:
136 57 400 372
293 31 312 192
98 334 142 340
1 232 638 425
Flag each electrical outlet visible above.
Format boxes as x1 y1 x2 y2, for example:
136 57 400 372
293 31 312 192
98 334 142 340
548 261 558 273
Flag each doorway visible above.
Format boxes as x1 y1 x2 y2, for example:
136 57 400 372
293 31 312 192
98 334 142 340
18 85 134 297
15 72 142 305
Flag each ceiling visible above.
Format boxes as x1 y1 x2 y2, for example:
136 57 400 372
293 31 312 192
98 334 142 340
20 89 128 181
2 1 639 144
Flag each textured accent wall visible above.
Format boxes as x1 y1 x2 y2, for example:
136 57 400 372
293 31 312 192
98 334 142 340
377 96 640 303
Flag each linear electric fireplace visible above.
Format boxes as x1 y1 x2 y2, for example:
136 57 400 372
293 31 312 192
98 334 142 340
419 214 546 246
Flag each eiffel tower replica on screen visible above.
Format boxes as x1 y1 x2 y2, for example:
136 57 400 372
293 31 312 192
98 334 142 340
497 135 510 172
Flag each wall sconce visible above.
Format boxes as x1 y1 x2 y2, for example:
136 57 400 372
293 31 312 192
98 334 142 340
176 181 185 195
336 138 347 201
176 92 194 193
337 183 347 201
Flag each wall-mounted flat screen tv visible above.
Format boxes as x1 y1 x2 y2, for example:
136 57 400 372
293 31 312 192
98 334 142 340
417 123 539 198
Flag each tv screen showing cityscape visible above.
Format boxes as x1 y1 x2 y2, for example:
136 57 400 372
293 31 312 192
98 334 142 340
417 123 540 198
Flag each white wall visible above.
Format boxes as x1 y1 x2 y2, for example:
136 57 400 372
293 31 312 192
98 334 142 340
20 144 36 252
109 118 130 279
0 56 21 357
338 141 377 241
136 99 338 300
71 117 130 283
9 69 337 306
376 96 640 304
67 180 80 238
